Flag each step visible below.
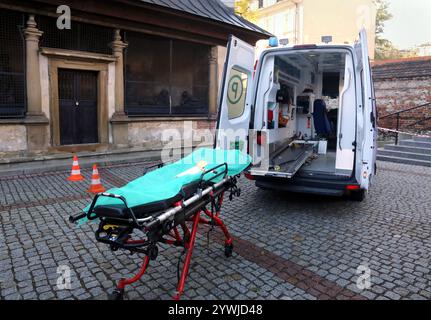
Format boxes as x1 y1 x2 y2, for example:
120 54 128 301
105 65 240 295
413 135 431 143
384 144 431 155
378 149 431 161
377 155 431 167
399 139 431 149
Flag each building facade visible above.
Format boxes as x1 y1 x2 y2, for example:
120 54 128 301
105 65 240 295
0 0 269 156
416 43 431 57
252 0 376 59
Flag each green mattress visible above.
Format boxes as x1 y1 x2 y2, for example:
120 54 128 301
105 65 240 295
83 148 251 215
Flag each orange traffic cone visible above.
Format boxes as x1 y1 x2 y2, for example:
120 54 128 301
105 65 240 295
87 164 106 194
68 155 84 181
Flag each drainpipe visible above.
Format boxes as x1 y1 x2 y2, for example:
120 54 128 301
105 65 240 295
292 0 303 45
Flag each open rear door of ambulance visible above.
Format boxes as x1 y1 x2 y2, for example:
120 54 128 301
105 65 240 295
355 29 377 190
215 35 255 152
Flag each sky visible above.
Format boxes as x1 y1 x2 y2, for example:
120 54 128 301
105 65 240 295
382 0 431 49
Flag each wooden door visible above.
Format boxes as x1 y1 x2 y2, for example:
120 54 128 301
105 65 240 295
58 69 98 145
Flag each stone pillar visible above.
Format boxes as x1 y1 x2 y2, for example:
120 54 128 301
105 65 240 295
208 46 218 115
110 29 129 148
23 15 49 151
24 15 43 116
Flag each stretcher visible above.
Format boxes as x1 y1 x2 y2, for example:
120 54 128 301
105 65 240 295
69 148 251 300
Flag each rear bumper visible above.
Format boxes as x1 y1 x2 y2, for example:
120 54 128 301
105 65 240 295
253 174 359 197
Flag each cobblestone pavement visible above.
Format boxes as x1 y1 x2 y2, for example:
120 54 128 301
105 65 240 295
1 160 430 300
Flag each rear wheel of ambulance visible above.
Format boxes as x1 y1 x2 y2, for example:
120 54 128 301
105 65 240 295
349 190 366 202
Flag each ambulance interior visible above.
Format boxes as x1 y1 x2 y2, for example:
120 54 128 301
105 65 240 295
252 49 357 178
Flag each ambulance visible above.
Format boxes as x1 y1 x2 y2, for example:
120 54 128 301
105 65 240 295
216 30 377 201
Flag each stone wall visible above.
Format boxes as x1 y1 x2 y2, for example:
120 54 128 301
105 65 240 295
0 125 27 152
375 76 431 131
0 20 225 158
127 119 216 150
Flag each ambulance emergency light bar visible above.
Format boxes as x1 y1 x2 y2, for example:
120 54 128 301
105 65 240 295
268 35 334 48
268 37 289 47
321 35 333 44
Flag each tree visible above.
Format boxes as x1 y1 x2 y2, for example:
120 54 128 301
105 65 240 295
374 0 398 60
374 0 392 38
373 0 417 60
235 0 257 23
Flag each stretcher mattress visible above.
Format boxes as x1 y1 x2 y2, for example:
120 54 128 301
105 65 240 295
83 148 251 219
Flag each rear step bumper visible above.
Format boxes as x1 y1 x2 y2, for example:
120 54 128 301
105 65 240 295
254 175 359 197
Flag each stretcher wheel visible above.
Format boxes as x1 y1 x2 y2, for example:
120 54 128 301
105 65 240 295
108 288 124 300
224 243 233 257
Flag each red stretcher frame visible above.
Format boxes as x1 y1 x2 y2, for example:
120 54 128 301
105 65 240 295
110 191 233 300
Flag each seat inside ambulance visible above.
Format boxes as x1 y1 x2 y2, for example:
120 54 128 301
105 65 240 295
252 48 356 179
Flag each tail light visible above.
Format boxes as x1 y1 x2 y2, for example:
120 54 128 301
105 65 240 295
346 185 360 191
244 173 255 180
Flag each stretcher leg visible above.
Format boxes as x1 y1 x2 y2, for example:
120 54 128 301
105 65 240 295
109 255 150 300
213 215 233 257
213 215 233 242
180 222 191 243
174 210 201 300
203 208 234 257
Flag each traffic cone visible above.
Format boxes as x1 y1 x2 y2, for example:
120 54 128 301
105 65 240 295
68 155 84 181
87 164 106 194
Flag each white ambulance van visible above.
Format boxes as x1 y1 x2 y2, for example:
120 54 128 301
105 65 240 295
216 30 377 201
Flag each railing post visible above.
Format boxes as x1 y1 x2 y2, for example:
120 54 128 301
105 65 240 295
395 113 400 145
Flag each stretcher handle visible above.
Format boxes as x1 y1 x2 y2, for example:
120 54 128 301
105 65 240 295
69 193 127 224
200 163 228 186
99 192 126 200
85 192 141 226
69 212 87 223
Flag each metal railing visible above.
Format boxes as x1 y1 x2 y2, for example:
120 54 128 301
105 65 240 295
379 102 431 145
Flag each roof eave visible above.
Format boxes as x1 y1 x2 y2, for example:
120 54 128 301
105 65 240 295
114 0 271 42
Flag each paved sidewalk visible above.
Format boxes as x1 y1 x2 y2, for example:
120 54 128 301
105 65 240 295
1 161 430 300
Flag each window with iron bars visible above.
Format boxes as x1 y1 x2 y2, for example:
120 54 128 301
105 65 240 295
0 9 26 118
37 15 113 55
124 31 210 116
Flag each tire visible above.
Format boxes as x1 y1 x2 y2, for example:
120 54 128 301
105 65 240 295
349 190 365 202
257 185 271 191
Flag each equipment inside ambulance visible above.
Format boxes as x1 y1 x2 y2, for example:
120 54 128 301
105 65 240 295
216 30 377 201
